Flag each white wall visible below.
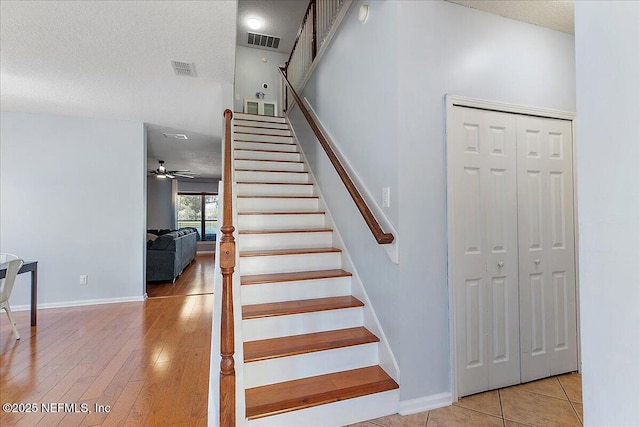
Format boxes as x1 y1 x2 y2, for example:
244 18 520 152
289 0 402 394
234 45 288 113
290 0 576 403
147 176 174 229
0 112 146 307
575 2 640 425
396 0 575 401
302 0 399 226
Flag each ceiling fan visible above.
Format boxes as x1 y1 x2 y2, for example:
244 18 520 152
149 160 195 179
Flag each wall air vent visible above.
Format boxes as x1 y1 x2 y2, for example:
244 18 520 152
163 133 188 140
247 32 280 49
171 60 196 77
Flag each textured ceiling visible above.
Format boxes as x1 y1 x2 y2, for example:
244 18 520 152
446 0 574 34
1 0 575 179
237 0 309 55
0 0 236 178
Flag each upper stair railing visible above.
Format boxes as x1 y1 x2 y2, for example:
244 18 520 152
279 68 394 244
219 109 236 426
283 0 349 110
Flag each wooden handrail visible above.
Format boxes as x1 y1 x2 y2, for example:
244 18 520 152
279 67 394 245
219 109 236 427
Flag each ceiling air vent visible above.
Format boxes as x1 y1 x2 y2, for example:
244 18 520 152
171 60 196 77
247 32 280 49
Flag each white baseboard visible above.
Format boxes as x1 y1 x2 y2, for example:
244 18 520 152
11 295 145 311
398 392 452 415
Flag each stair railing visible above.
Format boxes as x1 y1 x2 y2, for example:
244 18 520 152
283 0 349 111
278 68 394 244
219 108 236 426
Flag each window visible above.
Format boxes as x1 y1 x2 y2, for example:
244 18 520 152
177 193 218 241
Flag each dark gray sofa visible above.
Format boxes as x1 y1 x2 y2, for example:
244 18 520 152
146 229 197 282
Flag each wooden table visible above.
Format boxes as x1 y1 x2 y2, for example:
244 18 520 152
0 261 38 326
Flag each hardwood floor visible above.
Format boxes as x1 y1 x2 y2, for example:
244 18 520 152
146 253 214 298
0 294 213 426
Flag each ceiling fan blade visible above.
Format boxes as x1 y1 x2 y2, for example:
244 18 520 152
169 170 190 173
173 173 195 179
165 174 175 179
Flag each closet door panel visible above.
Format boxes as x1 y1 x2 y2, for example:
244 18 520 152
517 116 577 382
451 107 520 396
452 108 488 396
485 116 520 390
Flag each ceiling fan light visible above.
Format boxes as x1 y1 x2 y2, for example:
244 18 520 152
157 174 167 179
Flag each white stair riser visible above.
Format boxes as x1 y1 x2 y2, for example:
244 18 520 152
245 390 400 427
237 197 319 212
235 149 300 162
234 113 286 124
241 276 352 305
244 343 378 388
234 119 289 130
234 127 291 137
239 231 332 251
236 170 309 183
238 213 325 230
242 307 363 341
236 183 314 197
240 251 341 275
235 141 298 152
234 133 293 143
235 159 305 172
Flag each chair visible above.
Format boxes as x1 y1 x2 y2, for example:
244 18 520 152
0 253 24 339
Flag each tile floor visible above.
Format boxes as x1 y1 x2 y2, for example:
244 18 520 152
352 373 582 427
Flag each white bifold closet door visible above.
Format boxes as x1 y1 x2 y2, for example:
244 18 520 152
517 116 578 383
451 107 521 397
450 106 578 397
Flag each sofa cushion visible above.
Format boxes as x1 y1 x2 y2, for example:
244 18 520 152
149 234 174 250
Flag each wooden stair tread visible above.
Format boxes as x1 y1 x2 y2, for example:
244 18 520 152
237 181 312 185
235 140 295 146
235 123 288 130
239 228 332 235
235 158 303 163
234 130 292 134
235 169 307 173
245 366 398 420
240 247 340 257
238 211 324 215
237 195 318 199
234 119 289 126
241 269 351 285
234 145 293 151
244 327 379 362
234 112 286 119
243 296 363 319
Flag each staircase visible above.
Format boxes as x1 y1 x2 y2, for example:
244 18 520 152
232 112 399 426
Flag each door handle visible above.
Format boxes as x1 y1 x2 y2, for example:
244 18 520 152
497 261 504 268
534 258 541 265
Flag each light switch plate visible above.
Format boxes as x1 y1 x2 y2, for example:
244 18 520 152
382 187 390 208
